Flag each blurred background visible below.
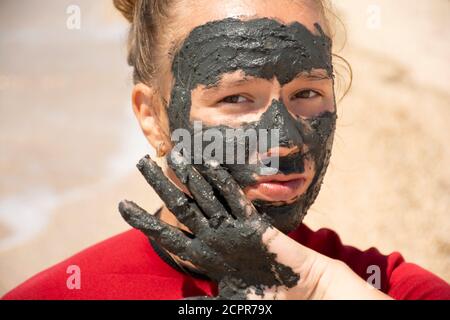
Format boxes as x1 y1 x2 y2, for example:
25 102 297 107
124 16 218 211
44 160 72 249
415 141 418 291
0 0 449 295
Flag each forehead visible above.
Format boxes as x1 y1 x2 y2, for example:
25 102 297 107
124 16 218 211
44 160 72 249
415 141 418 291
170 17 332 90
172 0 328 39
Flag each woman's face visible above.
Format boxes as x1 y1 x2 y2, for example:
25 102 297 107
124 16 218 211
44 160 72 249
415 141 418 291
145 0 336 233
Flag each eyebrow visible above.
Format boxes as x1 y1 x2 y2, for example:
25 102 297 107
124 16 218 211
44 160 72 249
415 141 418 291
202 70 331 92
295 70 332 81
204 76 255 91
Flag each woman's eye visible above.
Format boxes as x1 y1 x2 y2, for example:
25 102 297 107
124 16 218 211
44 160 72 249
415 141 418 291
219 95 249 104
292 90 320 99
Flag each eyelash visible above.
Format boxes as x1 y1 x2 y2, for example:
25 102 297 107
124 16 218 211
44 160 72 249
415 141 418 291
291 89 321 100
218 95 252 104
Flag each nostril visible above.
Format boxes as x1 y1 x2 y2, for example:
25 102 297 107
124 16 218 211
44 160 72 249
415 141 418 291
260 146 301 159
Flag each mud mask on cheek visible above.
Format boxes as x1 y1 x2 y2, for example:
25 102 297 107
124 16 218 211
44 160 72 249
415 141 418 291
166 18 336 233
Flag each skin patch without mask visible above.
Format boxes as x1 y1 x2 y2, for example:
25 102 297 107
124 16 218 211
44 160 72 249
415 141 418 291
166 17 337 233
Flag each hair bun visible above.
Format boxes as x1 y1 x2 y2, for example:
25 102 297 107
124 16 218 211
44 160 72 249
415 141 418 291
113 0 136 23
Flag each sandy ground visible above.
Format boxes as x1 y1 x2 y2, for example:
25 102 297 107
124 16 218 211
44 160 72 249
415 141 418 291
0 0 449 296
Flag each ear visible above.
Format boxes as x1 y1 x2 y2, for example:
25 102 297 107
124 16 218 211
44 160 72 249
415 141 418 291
132 83 171 155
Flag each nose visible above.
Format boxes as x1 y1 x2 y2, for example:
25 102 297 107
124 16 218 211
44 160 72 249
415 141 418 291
257 99 304 149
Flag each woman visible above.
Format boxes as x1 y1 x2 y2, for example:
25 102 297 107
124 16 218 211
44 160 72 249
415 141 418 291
3 0 450 300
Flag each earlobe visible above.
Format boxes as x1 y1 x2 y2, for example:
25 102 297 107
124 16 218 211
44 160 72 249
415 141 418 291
132 83 170 154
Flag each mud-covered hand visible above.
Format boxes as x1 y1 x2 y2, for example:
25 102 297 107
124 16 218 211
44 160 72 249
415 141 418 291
118 152 391 300
118 151 310 299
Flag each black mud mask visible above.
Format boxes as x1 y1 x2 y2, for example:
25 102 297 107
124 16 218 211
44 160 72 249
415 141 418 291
166 18 336 233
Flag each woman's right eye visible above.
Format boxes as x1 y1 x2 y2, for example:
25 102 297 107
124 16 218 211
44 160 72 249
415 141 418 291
219 95 250 104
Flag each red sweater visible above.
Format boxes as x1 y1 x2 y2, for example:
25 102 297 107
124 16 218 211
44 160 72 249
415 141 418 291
3 224 450 300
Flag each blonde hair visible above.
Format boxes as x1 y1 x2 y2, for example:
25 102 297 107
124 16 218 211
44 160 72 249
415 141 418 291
113 0 352 100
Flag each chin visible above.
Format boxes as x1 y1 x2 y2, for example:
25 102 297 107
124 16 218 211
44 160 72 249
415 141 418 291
251 198 307 234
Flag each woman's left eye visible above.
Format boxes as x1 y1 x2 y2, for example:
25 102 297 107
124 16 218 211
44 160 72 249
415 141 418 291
291 90 320 99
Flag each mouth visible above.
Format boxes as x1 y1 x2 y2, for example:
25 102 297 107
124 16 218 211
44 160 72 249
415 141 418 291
244 173 308 202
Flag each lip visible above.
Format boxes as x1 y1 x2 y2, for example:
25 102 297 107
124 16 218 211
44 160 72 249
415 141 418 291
245 173 307 202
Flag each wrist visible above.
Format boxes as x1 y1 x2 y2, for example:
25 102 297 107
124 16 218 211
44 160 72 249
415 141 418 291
311 259 393 300
266 254 330 300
